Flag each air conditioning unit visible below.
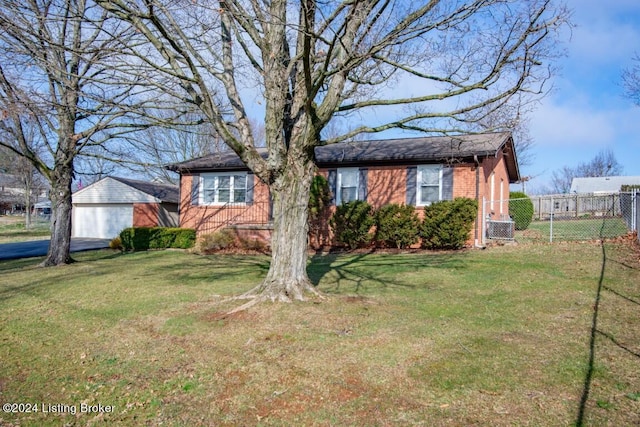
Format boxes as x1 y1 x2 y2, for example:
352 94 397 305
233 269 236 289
487 220 515 240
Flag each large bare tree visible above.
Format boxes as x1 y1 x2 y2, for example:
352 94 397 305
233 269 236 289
98 0 568 302
550 148 624 194
0 0 150 265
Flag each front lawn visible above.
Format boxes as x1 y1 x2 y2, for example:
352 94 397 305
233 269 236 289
0 242 639 426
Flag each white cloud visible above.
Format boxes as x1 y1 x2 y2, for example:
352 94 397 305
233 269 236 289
565 0 640 58
530 101 618 147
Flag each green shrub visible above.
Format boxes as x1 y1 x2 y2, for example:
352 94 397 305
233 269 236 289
420 198 477 250
308 175 332 223
509 191 534 230
308 175 333 247
330 200 375 249
120 227 196 251
374 203 421 249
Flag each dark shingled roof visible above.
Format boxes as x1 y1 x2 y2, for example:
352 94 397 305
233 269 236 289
167 132 519 181
314 132 513 165
111 176 179 204
167 149 268 172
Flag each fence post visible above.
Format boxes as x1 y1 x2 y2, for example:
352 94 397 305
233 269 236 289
633 190 638 232
549 196 554 243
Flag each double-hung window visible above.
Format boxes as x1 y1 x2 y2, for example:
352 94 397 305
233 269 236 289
417 165 442 206
336 168 359 205
201 173 247 205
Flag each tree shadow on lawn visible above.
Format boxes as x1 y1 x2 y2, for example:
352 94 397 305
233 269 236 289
575 233 640 426
149 254 271 289
0 249 122 274
0 251 124 304
307 250 469 294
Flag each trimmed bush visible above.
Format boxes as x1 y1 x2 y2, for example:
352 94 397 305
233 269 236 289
509 191 534 230
330 200 375 249
374 203 421 249
308 175 333 248
308 175 332 222
120 227 196 251
420 198 477 250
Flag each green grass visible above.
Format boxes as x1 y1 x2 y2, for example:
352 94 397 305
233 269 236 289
518 217 630 242
1 242 639 426
0 217 51 243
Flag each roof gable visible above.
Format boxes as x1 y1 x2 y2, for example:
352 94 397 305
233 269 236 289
110 177 179 203
72 177 178 204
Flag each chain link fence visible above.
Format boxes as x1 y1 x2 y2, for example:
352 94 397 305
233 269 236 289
483 191 639 244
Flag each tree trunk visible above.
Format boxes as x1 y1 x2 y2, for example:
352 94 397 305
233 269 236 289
244 161 319 302
24 193 32 230
41 166 73 266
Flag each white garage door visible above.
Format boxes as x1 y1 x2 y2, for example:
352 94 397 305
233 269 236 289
73 204 133 239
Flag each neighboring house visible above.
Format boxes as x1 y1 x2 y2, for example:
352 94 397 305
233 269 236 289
168 132 520 247
0 172 49 215
0 173 22 213
72 176 179 239
570 176 640 194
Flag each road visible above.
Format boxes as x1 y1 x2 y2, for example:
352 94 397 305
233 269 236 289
0 238 111 261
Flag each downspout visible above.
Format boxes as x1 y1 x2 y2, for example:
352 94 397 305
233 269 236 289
474 155 484 248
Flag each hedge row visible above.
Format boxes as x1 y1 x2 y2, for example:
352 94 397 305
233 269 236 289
331 198 478 250
119 227 196 251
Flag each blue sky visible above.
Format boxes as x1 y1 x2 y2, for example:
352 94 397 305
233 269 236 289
524 0 640 192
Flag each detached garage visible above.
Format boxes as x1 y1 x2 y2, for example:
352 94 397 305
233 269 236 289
72 177 179 239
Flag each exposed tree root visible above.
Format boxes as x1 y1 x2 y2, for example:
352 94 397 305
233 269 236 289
221 279 326 317
38 256 75 268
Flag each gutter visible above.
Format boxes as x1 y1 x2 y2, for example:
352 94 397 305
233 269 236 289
474 154 485 249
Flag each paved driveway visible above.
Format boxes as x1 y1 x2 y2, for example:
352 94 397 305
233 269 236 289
0 238 111 261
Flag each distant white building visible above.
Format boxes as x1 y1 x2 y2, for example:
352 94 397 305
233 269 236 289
570 176 640 194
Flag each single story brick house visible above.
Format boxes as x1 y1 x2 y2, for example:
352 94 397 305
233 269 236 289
72 176 179 239
168 132 520 247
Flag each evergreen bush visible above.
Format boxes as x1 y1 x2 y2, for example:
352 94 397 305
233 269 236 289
330 200 375 249
420 198 477 250
308 175 333 247
120 227 196 251
374 203 420 249
509 191 534 230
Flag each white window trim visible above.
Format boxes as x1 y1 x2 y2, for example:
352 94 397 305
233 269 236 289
490 172 495 211
499 178 504 214
200 172 248 205
417 165 443 206
336 168 359 205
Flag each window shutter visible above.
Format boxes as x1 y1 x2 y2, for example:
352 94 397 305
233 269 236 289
358 168 368 201
406 167 417 205
442 167 454 201
246 172 254 205
327 169 337 204
190 174 200 206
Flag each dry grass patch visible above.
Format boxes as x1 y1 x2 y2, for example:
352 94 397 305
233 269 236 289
0 241 639 426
